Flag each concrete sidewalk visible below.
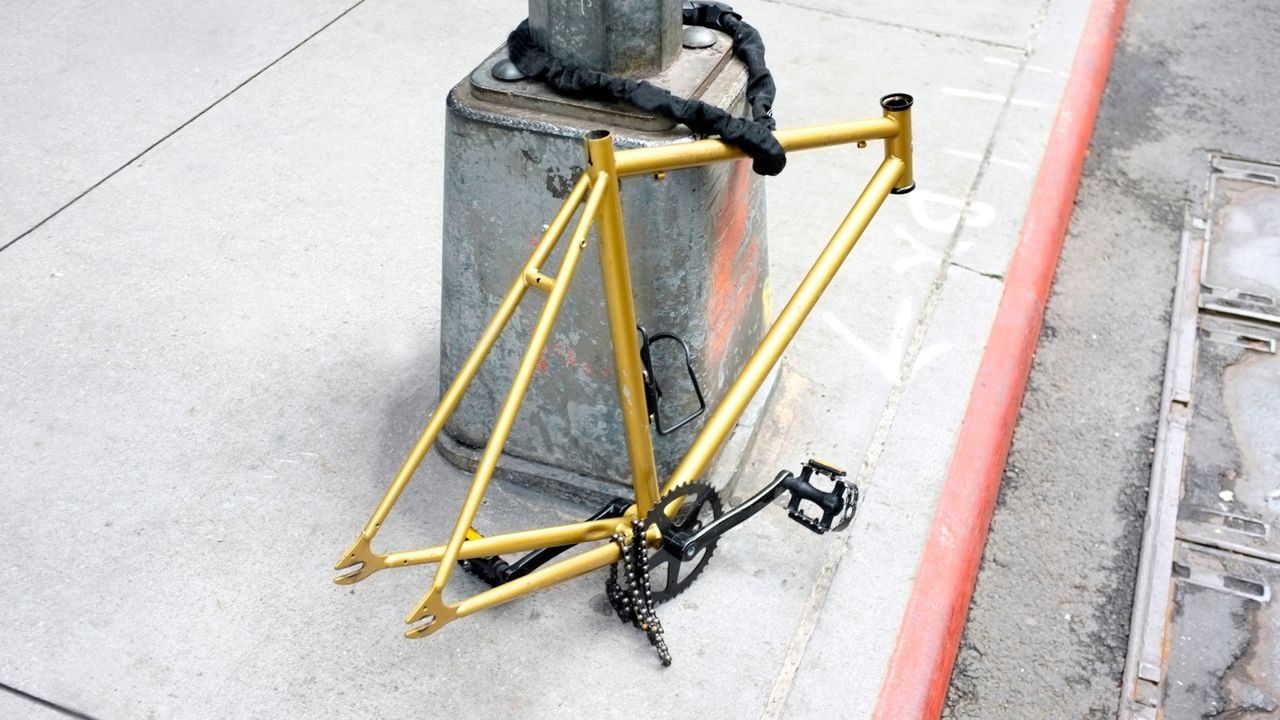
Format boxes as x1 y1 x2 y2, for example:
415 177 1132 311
0 1 1088 717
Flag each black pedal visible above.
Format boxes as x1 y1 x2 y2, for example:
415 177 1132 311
780 459 858 534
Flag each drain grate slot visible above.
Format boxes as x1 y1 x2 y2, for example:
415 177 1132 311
1122 153 1280 719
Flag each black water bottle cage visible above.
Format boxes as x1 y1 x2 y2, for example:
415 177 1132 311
637 326 707 436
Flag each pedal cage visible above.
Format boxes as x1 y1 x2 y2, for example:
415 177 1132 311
781 459 859 534
637 325 706 436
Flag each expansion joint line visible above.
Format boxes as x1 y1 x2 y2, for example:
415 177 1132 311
0 681 99 720
0 0 370 254
755 0 1027 51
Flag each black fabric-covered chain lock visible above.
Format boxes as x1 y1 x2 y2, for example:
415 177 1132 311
505 2 787 176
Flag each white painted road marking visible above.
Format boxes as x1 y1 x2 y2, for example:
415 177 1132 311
909 190 995 234
942 87 1047 108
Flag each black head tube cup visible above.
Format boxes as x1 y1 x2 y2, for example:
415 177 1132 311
880 93 914 111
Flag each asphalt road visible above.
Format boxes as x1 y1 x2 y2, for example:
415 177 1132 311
944 1 1280 717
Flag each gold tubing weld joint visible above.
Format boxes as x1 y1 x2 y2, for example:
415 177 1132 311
523 268 557 292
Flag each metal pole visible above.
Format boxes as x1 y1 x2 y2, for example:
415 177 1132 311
527 0 682 77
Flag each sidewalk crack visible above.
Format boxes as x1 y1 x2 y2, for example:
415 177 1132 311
756 0 1029 51
0 682 99 720
950 261 1005 281
0 0 370 255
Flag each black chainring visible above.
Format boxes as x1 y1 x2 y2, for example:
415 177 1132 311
644 482 725 604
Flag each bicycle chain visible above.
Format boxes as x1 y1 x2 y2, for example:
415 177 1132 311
605 518 672 666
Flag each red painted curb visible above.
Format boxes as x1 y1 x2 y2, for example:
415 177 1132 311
870 1 1130 718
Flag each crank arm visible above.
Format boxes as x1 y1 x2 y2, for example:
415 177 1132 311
662 470 791 561
662 458 859 559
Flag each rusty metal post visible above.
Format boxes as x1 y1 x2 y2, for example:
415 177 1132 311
528 0 682 77
436 2 773 504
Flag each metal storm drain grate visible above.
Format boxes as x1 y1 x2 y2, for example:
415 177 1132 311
1122 155 1280 719
1200 157 1280 323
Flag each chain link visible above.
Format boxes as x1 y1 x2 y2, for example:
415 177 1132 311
605 519 672 666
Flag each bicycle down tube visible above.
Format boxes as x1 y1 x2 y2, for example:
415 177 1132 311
335 94 915 639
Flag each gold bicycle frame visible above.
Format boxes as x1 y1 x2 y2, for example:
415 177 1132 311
335 94 914 638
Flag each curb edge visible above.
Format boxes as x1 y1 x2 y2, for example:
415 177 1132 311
870 0 1131 716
